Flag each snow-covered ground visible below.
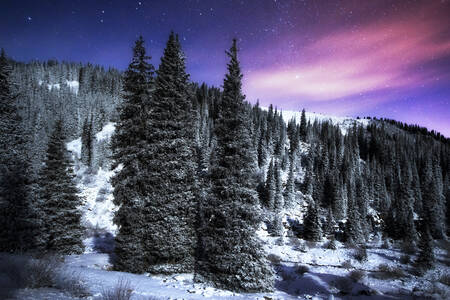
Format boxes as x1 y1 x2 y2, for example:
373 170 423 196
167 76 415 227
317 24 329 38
38 79 80 95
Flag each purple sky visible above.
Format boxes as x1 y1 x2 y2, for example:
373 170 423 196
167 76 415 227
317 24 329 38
1 0 449 136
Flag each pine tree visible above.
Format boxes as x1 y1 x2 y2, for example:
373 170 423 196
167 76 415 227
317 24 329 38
421 155 445 239
299 108 307 142
264 159 275 209
143 32 197 273
344 199 365 245
197 39 273 292
81 114 94 168
111 36 155 273
38 120 84 254
0 49 38 252
274 160 283 210
283 162 295 209
416 222 434 270
303 201 322 241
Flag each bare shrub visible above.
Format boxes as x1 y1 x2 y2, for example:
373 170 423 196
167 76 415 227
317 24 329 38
25 255 62 288
0 254 88 298
349 269 366 282
294 264 309 276
267 254 282 265
101 278 133 300
55 271 90 298
341 259 353 269
375 264 405 279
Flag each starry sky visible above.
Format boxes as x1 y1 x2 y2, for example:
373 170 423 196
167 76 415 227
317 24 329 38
1 0 450 136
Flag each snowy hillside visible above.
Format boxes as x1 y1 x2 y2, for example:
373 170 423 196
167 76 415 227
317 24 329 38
262 107 370 135
67 122 118 253
38 79 80 95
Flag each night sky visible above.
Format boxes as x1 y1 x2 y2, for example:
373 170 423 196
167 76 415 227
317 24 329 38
1 0 450 136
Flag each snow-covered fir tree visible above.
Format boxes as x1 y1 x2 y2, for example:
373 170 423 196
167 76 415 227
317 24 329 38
0 49 38 252
142 32 198 274
111 36 155 273
38 119 84 254
197 39 273 292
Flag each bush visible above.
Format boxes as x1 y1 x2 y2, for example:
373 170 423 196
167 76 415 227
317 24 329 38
280 269 295 282
349 269 366 282
439 274 450 286
324 236 337 250
275 237 284 246
0 254 88 298
267 254 282 265
399 254 411 265
353 247 368 262
333 276 353 294
55 271 90 298
400 242 416 255
341 260 353 269
305 240 317 249
25 255 62 288
290 238 306 252
294 264 309 276
101 278 133 300
376 264 405 279
381 239 390 249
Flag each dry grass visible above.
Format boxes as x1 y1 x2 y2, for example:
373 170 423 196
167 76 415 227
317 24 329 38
349 269 366 282
0 254 89 298
101 278 133 300
375 264 406 280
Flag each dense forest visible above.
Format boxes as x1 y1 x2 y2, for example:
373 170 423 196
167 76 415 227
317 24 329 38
0 32 449 293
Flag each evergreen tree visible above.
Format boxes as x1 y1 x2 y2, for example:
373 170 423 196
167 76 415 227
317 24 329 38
143 32 198 273
344 202 365 245
81 114 94 168
264 159 275 209
421 155 445 239
197 39 273 292
303 201 322 241
283 162 295 209
38 120 84 254
0 49 37 252
416 222 434 270
299 108 307 142
274 160 283 210
111 36 155 273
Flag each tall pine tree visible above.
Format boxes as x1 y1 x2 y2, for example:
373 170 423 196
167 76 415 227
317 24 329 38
38 120 84 254
0 49 37 252
143 32 198 273
197 39 273 292
111 36 155 273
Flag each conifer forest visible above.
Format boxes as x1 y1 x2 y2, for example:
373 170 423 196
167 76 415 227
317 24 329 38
1 1 449 299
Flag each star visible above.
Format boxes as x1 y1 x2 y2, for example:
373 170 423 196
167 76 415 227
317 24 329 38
26 16 32 21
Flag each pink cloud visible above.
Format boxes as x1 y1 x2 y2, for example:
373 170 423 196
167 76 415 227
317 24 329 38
244 3 450 103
